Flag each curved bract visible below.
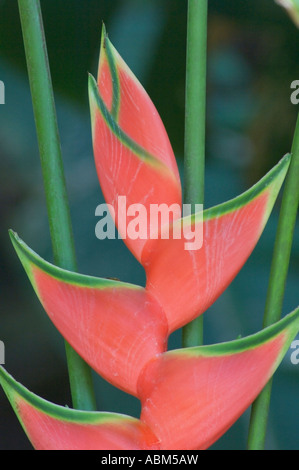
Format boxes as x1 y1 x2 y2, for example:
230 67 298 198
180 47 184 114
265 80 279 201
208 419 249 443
139 307 299 450
143 154 291 332
0 367 160 450
9 231 168 397
89 28 182 262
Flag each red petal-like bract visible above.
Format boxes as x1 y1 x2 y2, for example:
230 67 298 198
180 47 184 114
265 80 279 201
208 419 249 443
89 29 182 262
0 367 160 450
138 307 299 450
9 231 168 397
143 154 290 332
97 27 180 180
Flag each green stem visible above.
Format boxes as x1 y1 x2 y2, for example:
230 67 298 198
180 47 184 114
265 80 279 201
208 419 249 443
247 112 299 449
182 0 208 347
17 0 97 411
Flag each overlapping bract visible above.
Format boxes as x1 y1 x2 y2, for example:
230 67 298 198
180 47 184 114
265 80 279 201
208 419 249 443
139 311 299 449
9 231 168 397
89 26 182 262
1 28 298 450
1 307 299 450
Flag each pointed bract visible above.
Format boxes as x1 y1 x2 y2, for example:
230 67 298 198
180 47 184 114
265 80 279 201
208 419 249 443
89 30 182 262
138 307 299 450
143 154 291 332
97 28 180 179
0 367 160 450
9 231 168 397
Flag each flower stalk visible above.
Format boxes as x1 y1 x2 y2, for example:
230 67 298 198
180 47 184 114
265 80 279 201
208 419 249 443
182 0 208 347
247 112 299 449
17 0 97 411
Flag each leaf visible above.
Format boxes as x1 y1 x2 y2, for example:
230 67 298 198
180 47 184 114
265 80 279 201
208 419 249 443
275 0 299 27
89 27 182 262
143 154 291 333
9 231 168 397
138 306 299 450
0 367 160 450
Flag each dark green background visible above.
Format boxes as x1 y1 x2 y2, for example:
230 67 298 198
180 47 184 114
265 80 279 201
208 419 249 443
0 0 298 450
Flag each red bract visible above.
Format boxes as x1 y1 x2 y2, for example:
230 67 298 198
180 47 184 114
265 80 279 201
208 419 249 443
143 155 290 332
9 231 168 397
0 367 160 451
2 28 298 450
0 307 298 450
89 26 182 262
139 311 298 449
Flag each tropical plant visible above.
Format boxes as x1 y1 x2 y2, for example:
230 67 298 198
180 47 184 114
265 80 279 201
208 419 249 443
0 0 298 450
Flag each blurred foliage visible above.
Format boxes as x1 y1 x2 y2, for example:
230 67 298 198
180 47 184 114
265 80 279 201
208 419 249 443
276 0 299 27
0 0 298 450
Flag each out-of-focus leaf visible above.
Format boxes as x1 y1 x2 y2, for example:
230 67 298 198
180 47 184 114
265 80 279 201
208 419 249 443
276 0 299 27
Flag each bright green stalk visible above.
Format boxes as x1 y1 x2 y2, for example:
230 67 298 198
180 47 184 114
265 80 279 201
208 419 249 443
17 0 97 411
247 113 299 449
182 0 208 347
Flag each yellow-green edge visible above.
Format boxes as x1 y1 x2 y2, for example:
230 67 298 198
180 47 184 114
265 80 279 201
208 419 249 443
0 366 141 427
9 229 142 295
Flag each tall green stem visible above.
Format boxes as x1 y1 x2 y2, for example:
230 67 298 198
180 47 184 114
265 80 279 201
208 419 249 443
18 0 97 411
247 113 299 449
182 0 208 347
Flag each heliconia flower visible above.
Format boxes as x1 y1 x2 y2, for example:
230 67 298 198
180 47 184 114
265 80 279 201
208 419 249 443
138 306 299 450
8 146 289 397
89 27 182 262
0 307 298 450
275 0 299 27
3 25 297 451
9 36 291 398
0 367 160 450
9 230 168 398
